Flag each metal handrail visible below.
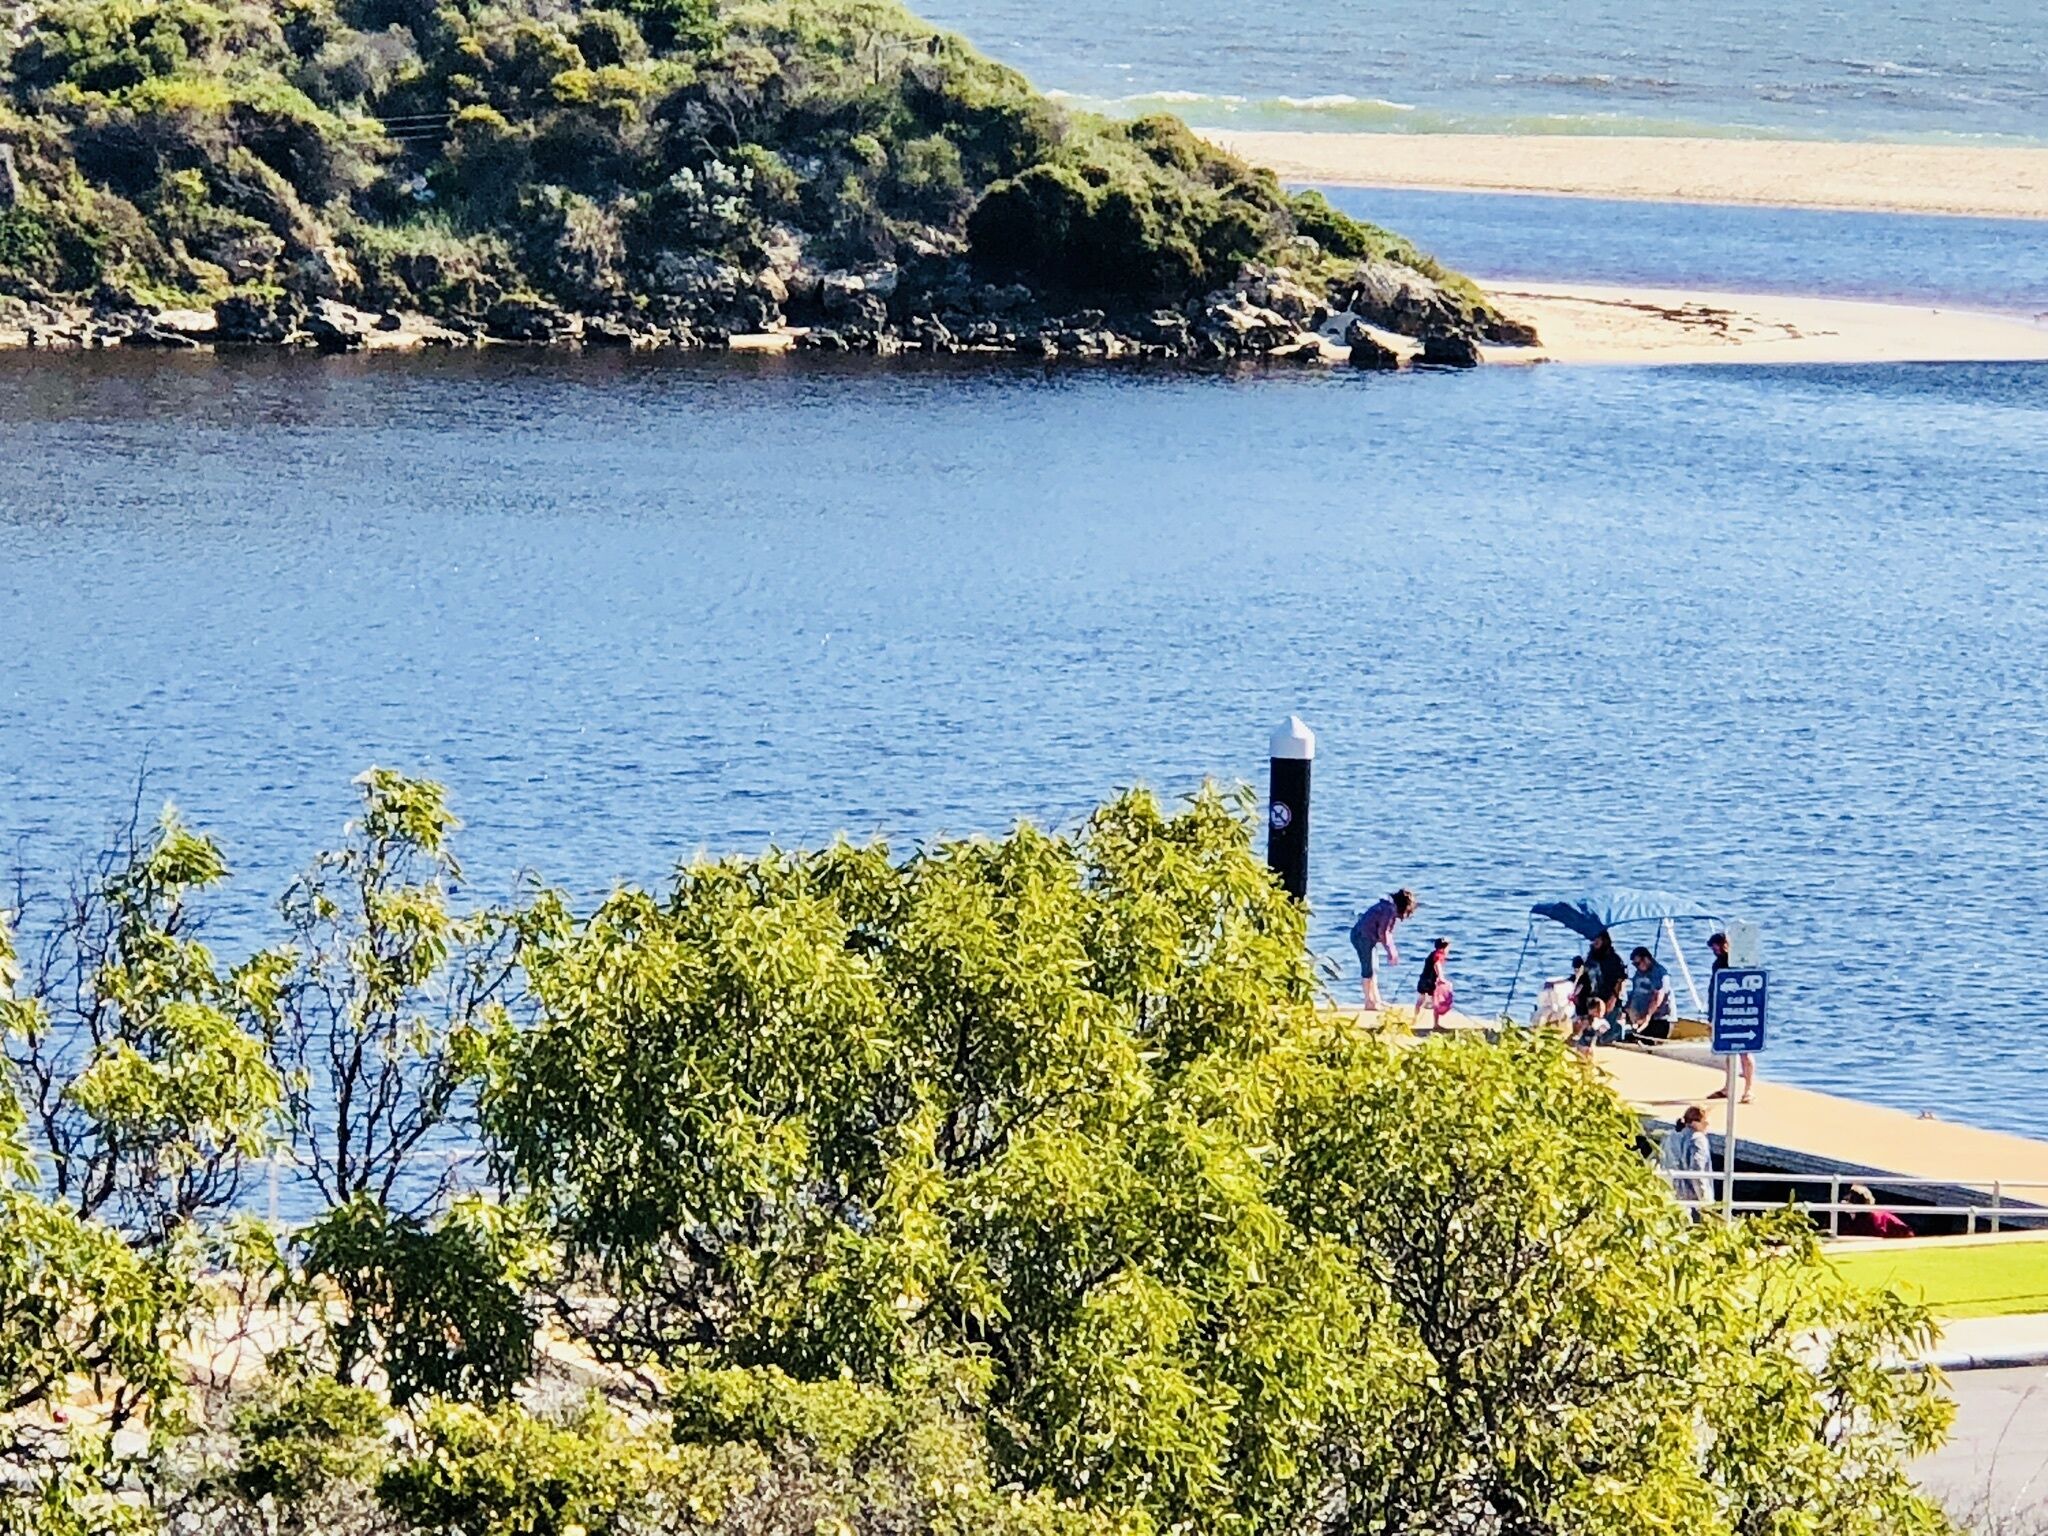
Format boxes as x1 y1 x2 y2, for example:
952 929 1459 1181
1678 1171 2048 1189
1651 1165 2044 1236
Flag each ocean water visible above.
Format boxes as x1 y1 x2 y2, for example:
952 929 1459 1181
920 0 2048 142
4 192 2048 1141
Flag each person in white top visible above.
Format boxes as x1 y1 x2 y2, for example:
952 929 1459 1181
1661 1105 1714 1207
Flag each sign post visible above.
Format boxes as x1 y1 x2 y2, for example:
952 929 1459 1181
1266 717 1313 902
1709 967 1767 1217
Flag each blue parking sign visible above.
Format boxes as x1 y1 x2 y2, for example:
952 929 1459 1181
1710 969 1767 1055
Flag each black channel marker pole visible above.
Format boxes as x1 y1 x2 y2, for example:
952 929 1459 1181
1267 716 1314 901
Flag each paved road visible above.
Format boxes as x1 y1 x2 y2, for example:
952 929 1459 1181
1922 1368 2048 1531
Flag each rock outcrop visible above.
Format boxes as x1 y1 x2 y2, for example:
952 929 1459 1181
484 297 581 345
1344 319 1404 371
215 292 304 344
1334 256 1534 347
305 298 376 351
120 325 200 350
1419 332 1484 369
7 208 1534 371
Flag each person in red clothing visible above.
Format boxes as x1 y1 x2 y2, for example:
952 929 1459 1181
1414 937 1452 1031
1841 1184 1912 1239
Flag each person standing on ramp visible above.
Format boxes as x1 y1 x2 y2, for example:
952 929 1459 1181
1350 888 1418 1013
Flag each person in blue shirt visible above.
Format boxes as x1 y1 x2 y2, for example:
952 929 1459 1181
1625 946 1675 1040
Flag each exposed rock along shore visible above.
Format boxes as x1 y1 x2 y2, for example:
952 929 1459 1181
1 0 1538 375
0 250 1537 371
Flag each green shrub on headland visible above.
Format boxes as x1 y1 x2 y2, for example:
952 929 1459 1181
2 776 1953 1534
0 0 1531 354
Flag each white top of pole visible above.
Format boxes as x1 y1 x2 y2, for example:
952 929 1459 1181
1269 715 1315 761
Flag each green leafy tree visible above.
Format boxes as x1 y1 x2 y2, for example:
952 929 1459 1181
486 787 1956 1536
0 926 184 1534
667 1361 1135 1536
2 800 286 1245
149 1367 393 1536
375 1396 710 1536
380 1374 1128 1536
224 1372 388 1512
297 1193 538 1407
0 1135 185 1461
488 787 1376 1534
273 768 516 1214
266 771 539 1406
1276 1027 1955 1536
966 116 1282 299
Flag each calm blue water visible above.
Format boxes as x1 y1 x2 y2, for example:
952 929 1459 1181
1326 189 2048 313
4 193 2047 1138
923 0 2048 142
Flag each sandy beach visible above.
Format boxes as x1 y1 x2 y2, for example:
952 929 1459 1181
1480 282 2048 368
1197 129 2048 367
1209 131 2048 221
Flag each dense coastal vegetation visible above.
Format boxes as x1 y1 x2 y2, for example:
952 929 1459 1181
0 0 1531 361
2 773 1954 1535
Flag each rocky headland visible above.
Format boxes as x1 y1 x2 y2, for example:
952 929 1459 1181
0 0 1536 369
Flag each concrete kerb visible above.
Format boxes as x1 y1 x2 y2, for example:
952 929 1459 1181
1898 1314 2048 1374
1916 1346 2048 1373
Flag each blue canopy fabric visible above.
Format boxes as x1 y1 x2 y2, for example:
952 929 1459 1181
1528 890 1720 942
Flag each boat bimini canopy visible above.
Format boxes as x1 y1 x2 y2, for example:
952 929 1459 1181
1503 889 1726 1020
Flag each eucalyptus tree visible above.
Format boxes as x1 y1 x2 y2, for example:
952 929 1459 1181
0 771 533 1505
263 770 536 1408
1 906 188 1535
487 786 1354 1533
1 802 285 1247
0 778 1963 1536
485 785 1955 1536
1279 1026 1952 1536
272 767 521 1214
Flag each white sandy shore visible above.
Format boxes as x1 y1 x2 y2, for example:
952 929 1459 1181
1209 130 2048 221
1481 282 2048 368
1198 130 2048 367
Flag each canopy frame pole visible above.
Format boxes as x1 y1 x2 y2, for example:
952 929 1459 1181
1502 919 1536 1021
1666 917 1704 1015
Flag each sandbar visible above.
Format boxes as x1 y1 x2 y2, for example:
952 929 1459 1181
1480 282 2048 368
1208 130 2048 221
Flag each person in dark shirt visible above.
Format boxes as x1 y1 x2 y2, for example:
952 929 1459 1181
1584 931 1628 1020
1704 930 1756 1103
1414 937 1451 1031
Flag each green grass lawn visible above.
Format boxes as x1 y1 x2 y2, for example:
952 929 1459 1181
1829 1241 2048 1319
